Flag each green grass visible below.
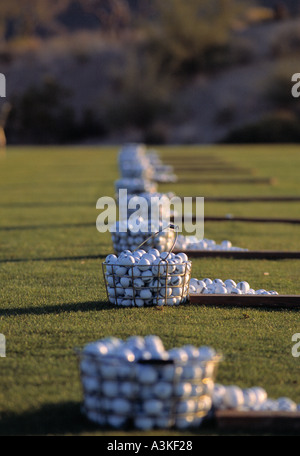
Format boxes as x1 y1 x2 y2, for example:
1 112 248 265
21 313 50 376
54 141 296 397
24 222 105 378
0 144 300 436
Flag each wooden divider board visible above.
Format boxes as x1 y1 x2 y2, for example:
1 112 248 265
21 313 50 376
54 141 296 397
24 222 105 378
170 215 300 224
189 294 300 309
173 250 300 259
179 196 300 202
161 177 275 185
215 410 300 432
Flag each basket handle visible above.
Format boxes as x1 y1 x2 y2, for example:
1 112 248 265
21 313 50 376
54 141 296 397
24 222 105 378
134 223 179 259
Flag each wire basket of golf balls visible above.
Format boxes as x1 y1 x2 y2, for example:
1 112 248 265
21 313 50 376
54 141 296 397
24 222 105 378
110 218 176 255
78 336 222 430
102 224 192 307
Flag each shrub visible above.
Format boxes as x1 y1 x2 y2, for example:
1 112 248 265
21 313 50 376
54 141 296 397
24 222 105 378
221 112 300 143
103 50 174 130
141 0 248 76
6 78 109 144
6 77 77 144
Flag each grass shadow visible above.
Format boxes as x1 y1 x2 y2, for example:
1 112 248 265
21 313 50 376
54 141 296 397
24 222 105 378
0 222 95 231
0 300 114 317
0 401 94 435
0 201 95 208
184 300 300 313
0 402 295 436
0 254 107 263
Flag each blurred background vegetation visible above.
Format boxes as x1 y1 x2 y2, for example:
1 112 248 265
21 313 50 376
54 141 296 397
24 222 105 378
0 0 300 145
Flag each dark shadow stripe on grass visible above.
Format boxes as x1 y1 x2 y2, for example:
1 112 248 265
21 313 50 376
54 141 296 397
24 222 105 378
0 401 214 436
0 222 95 231
0 401 92 436
0 201 95 208
161 177 276 185
0 301 112 317
182 196 300 203
0 254 105 263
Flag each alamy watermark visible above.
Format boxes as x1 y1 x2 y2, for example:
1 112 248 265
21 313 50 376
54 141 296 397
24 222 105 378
0 334 6 357
292 333 300 358
0 73 6 97
291 73 300 98
96 190 204 238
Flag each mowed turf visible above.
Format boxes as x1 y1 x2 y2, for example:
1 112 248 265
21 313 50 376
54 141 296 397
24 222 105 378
0 145 300 436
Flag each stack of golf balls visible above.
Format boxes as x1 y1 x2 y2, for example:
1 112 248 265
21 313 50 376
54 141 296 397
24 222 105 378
189 278 279 295
109 218 176 255
118 143 154 180
103 249 191 307
145 149 177 183
175 236 248 252
115 178 157 197
118 191 176 220
212 383 300 413
80 335 220 430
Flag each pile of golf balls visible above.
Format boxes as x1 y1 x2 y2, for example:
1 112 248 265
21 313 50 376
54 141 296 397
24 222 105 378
118 143 177 183
80 335 220 430
109 218 175 255
115 178 157 197
212 383 300 412
118 143 154 180
175 236 248 252
118 191 176 220
189 278 279 295
103 249 192 307
145 149 177 183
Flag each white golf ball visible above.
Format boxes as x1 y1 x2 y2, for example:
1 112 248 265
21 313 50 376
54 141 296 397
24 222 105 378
231 287 242 294
176 252 188 263
277 397 297 411
141 270 153 283
176 399 197 414
134 415 154 430
120 276 131 288
137 365 158 384
223 386 244 409
124 288 134 298
131 266 141 277
138 257 151 271
174 382 192 397
172 286 183 297
153 382 173 399
212 384 227 409
214 283 228 294
134 298 145 307
148 248 160 257
105 254 118 264
140 289 152 300
120 381 139 399
155 297 164 306
102 380 119 398
133 278 144 288
108 415 127 429
237 281 250 294
143 399 163 416
159 287 172 297
82 376 99 393
115 266 128 277
118 255 135 266
111 398 131 415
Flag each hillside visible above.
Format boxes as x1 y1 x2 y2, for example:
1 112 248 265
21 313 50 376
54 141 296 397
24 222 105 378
1 2 300 145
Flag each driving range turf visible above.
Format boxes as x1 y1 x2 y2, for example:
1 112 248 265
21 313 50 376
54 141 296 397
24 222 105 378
0 144 299 436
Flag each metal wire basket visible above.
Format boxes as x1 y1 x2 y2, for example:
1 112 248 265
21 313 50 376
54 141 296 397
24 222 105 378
103 225 192 307
78 351 222 430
